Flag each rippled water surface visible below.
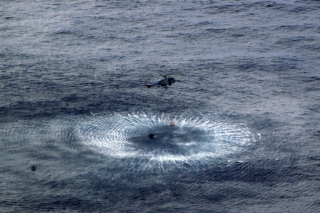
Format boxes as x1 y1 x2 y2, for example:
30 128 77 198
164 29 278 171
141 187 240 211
1 0 320 212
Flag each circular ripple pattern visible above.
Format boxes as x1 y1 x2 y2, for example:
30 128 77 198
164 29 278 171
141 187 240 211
1 112 257 172
75 112 256 169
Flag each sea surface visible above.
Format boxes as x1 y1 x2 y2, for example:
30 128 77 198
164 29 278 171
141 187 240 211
1 0 320 212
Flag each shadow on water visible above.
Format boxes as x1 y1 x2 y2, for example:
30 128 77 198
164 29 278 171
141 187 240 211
128 125 207 155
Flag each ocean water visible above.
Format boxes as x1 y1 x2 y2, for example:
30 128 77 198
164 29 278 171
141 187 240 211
1 0 320 212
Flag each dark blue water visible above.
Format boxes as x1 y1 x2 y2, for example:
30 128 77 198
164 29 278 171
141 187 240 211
1 0 320 212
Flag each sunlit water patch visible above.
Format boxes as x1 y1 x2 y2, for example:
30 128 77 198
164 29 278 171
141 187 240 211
1 112 257 173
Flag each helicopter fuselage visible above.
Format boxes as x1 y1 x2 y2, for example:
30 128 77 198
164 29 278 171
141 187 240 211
146 76 176 89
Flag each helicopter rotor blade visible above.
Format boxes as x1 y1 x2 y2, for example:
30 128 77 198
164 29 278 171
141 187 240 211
159 70 181 78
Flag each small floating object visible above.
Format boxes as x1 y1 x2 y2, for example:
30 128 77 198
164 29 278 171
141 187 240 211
31 165 36 172
149 133 154 139
170 121 175 126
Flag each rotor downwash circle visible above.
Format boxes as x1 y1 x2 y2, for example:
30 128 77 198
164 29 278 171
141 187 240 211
76 112 256 169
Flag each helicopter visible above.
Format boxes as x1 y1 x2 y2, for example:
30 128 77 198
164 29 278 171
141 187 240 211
145 74 176 89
